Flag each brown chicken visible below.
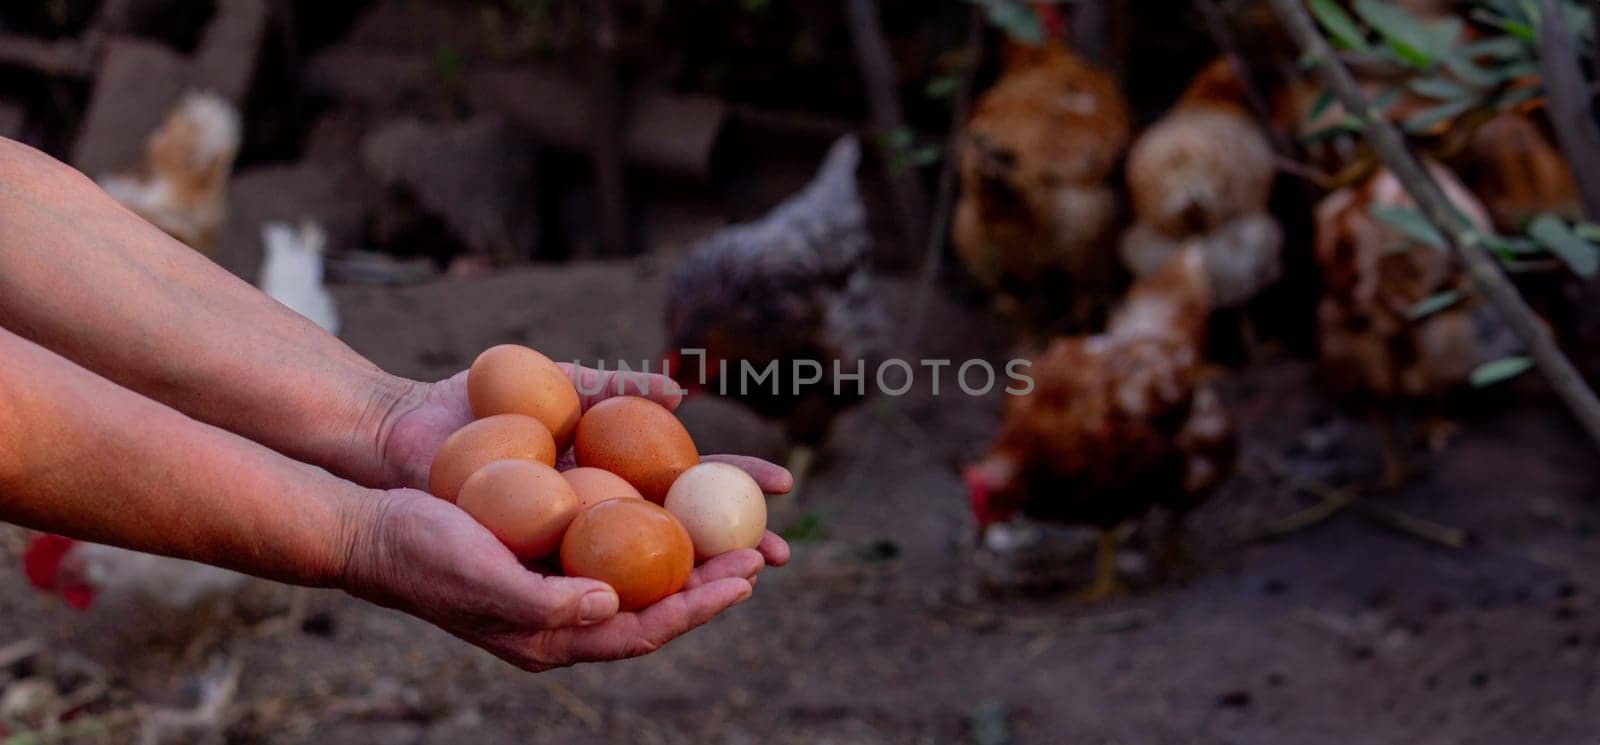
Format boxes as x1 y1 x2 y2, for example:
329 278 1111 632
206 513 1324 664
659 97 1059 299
964 246 1236 599
1313 162 1521 481
1455 111 1582 233
665 136 886 490
1120 58 1283 311
99 91 241 253
953 40 1132 333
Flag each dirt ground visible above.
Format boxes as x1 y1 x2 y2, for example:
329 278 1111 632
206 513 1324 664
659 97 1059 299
1 249 1597 744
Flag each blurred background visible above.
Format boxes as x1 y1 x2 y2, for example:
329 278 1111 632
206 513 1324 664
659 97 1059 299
2 0 1600 742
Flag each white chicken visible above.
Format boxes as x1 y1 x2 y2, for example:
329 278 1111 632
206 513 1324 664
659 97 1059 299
260 220 340 335
99 91 241 254
1119 59 1284 310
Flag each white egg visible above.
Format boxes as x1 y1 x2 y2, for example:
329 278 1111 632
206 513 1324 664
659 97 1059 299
663 462 767 562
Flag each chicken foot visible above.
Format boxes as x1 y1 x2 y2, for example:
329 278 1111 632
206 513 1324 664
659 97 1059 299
1073 529 1127 602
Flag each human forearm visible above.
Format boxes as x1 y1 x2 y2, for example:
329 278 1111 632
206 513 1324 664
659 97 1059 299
0 326 365 586
0 137 407 487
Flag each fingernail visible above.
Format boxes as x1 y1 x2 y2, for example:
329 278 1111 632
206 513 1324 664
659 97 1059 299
580 590 618 624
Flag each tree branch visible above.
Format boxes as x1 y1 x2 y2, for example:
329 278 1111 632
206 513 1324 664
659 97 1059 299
1536 0 1600 219
845 0 930 266
1268 0 1600 452
899 7 985 350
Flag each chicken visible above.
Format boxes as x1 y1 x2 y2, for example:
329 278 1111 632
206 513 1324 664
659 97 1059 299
1313 162 1520 481
964 246 1235 599
1455 111 1581 233
664 136 886 489
1120 58 1283 311
23 533 249 613
953 39 1132 333
260 220 340 335
99 91 241 253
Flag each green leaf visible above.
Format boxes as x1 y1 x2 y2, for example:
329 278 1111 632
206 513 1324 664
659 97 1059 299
1484 234 1543 257
1461 35 1526 59
1573 222 1600 242
1402 96 1478 133
1310 0 1374 52
1492 84 1544 110
1491 60 1541 82
1470 356 1534 387
925 73 961 100
1528 215 1600 277
1308 88 1337 120
1442 53 1501 87
1426 17 1466 55
1408 76 1473 100
1354 0 1436 68
1408 290 1464 320
1371 205 1445 249
967 0 1044 45
1370 86 1404 113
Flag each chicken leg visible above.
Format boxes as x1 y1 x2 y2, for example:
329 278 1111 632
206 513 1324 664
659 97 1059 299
773 444 814 513
1075 529 1126 602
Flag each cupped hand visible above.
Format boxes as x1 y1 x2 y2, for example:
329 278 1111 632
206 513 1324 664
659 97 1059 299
342 488 771 671
372 364 792 566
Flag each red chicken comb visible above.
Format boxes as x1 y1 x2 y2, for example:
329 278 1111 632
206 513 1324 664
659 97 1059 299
23 534 94 610
1034 2 1068 41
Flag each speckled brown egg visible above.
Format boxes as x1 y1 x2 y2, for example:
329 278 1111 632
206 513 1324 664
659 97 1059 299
457 459 579 560
428 414 557 502
572 396 698 503
468 344 583 450
561 467 645 511
560 499 694 611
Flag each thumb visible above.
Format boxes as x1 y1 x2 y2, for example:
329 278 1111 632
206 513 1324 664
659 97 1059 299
511 573 620 629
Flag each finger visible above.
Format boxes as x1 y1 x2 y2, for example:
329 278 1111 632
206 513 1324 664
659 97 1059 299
561 364 684 412
501 571 620 629
684 549 762 589
700 454 793 494
756 531 790 567
525 577 753 666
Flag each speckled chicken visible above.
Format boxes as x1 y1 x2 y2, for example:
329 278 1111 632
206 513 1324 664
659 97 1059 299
1313 162 1521 480
99 91 241 254
953 40 1133 333
964 246 1235 599
1120 58 1283 311
665 136 885 487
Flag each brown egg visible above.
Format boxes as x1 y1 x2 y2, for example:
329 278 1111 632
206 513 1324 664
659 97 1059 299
573 396 698 503
664 462 768 562
457 460 579 560
560 499 694 611
562 467 645 511
428 414 557 502
468 344 583 450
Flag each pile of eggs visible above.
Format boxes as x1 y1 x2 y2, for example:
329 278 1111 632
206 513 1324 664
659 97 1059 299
429 344 768 610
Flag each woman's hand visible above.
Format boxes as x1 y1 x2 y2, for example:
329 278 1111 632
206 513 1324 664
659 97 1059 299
341 488 771 671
